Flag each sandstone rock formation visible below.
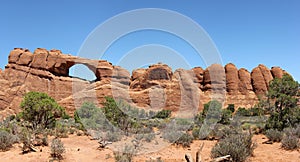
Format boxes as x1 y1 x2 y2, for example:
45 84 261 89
225 63 239 94
238 68 253 95
0 48 289 119
271 67 284 78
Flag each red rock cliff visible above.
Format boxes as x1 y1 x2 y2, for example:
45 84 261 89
0 48 289 119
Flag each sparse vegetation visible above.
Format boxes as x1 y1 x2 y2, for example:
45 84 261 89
0 130 15 151
265 129 283 142
1 82 299 161
114 145 135 162
211 131 256 162
51 138 65 160
281 134 299 150
152 109 171 119
175 132 193 147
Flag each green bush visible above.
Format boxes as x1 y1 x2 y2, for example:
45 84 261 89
75 102 111 131
0 130 15 151
220 109 232 125
265 129 283 142
195 100 222 126
51 138 65 159
20 92 66 130
227 104 235 113
211 132 256 162
281 135 299 150
153 109 171 119
236 107 251 116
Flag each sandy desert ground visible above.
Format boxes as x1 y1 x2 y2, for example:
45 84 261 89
0 134 299 162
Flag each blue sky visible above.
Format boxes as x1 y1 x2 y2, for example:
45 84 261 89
0 0 299 81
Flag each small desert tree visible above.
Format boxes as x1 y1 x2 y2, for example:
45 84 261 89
102 97 134 135
20 92 66 130
265 74 300 130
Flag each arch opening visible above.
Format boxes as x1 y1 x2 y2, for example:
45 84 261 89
69 64 97 82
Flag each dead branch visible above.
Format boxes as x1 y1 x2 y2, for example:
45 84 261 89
211 155 231 162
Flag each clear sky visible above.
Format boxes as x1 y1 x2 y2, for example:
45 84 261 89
0 0 299 81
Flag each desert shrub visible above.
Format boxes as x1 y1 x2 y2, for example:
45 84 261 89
153 109 171 119
162 130 182 143
249 107 264 116
265 129 283 142
51 138 65 159
195 100 222 126
20 128 33 153
192 127 200 140
135 133 155 143
104 130 122 142
114 145 135 162
283 127 297 136
0 118 21 136
220 109 232 125
227 104 235 113
144 133 155 142
281 134 299 150
294 124 300 138
20 92 66 130
0 130 15 151
103 97 137 135
55 121 69 138
236 107 251 116
175 132 193 147
146 158 163 162
211 132 256 162
74 102 109 131
42 135 49 146
174 118 193 131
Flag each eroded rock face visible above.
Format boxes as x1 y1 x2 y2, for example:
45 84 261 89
271 67 284 79
130 63 173 90
258 64 273 88
225 63 239 94
203 64 226 92
251 66 268 95
192 67 204 90
0 48 291 119
238 68 253 95
146 64 172 81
